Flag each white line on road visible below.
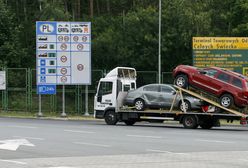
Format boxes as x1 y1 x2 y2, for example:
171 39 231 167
127 134 162 139
8 125 37 129
73 142 111 148
0 159 27 165
239 159 248 162
13 136 44 140
195 139 234 144
64 129 95 134
146 149 188 155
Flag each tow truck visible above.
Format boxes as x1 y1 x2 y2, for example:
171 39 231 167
94 67 248 129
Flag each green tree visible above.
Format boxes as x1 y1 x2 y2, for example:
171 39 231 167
0 0 27 68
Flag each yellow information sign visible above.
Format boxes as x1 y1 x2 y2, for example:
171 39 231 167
193 37 248 75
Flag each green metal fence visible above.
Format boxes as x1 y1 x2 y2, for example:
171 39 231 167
0 68 173 114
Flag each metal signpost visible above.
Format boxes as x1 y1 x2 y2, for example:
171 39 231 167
36 21 91 117
193 37 248 75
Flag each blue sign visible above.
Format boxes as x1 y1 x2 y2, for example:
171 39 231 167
40 76 46 83
37 85 56 94
40 68 46 74
40 60 46 66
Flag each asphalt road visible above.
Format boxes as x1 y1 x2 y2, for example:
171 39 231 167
0 117 248 168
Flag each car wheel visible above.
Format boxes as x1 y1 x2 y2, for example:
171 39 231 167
134 99 145 111
219 94 234 108
182 115 198 129
174 74 188 88
179 100 191 112
104 110 118 125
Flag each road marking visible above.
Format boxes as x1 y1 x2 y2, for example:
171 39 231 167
64 129 95 134
239 159 248 162
195 139 234 144
0 139 35 151
8 125 37 129
49 167 80 168
73 142 111 148
146 149 188 155
13 136 44 140
0 159 27 165
127 134 162 139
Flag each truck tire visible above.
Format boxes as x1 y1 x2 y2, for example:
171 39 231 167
182 115 198 129
124 120 136 126
104 111 118 125
219 94 234 108
200 122 213 129
174 74 188 88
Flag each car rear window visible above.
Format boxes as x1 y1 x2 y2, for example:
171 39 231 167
217 73 230 83
232 77 242 88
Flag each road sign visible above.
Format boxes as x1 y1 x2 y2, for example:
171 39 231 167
193 37 248 75
0 71 6 90
37 85 56 94
36 21 91 88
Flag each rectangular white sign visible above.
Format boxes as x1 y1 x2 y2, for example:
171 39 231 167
36 21 91 85
0 71 6 90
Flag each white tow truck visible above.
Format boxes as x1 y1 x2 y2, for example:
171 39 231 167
94 67 248 129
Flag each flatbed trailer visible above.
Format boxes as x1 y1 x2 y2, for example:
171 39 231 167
94 67 248 129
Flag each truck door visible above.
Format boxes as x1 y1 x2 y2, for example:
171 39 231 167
96 81 115 110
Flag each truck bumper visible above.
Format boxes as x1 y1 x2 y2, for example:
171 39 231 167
95 110 104 119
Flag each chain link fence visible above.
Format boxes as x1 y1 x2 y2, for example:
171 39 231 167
0 68 173 115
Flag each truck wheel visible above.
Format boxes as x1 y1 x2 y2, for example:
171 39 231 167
174 74 188 88
182 115 198 129
124 120 136 126
219 94 234 108
134 99 145 111
200 122 213 129
179 100 191 112
104 111 118 125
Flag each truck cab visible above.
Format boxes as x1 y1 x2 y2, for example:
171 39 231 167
94 67 136 119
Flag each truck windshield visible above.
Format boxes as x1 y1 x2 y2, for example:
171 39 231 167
98 82 113 96
117 68 136 78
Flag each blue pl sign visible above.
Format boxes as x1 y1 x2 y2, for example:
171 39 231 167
37 85 56 95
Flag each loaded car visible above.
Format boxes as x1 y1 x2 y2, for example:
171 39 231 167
124 84 203 112
173 65 248 108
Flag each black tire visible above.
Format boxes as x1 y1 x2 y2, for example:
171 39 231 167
134 99 145 111
174 74 188 88
104 111 118 125
182 115 198 129
219 94 234 108
179 100 191 112
124 120 136 126
200 120 213 129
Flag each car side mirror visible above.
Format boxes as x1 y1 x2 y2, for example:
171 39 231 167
172 91 176 95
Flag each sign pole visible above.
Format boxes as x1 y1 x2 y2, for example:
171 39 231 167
61 85 67 117
38 94 43 117
84 85 89 116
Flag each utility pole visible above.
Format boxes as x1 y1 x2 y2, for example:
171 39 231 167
158 0 162 83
